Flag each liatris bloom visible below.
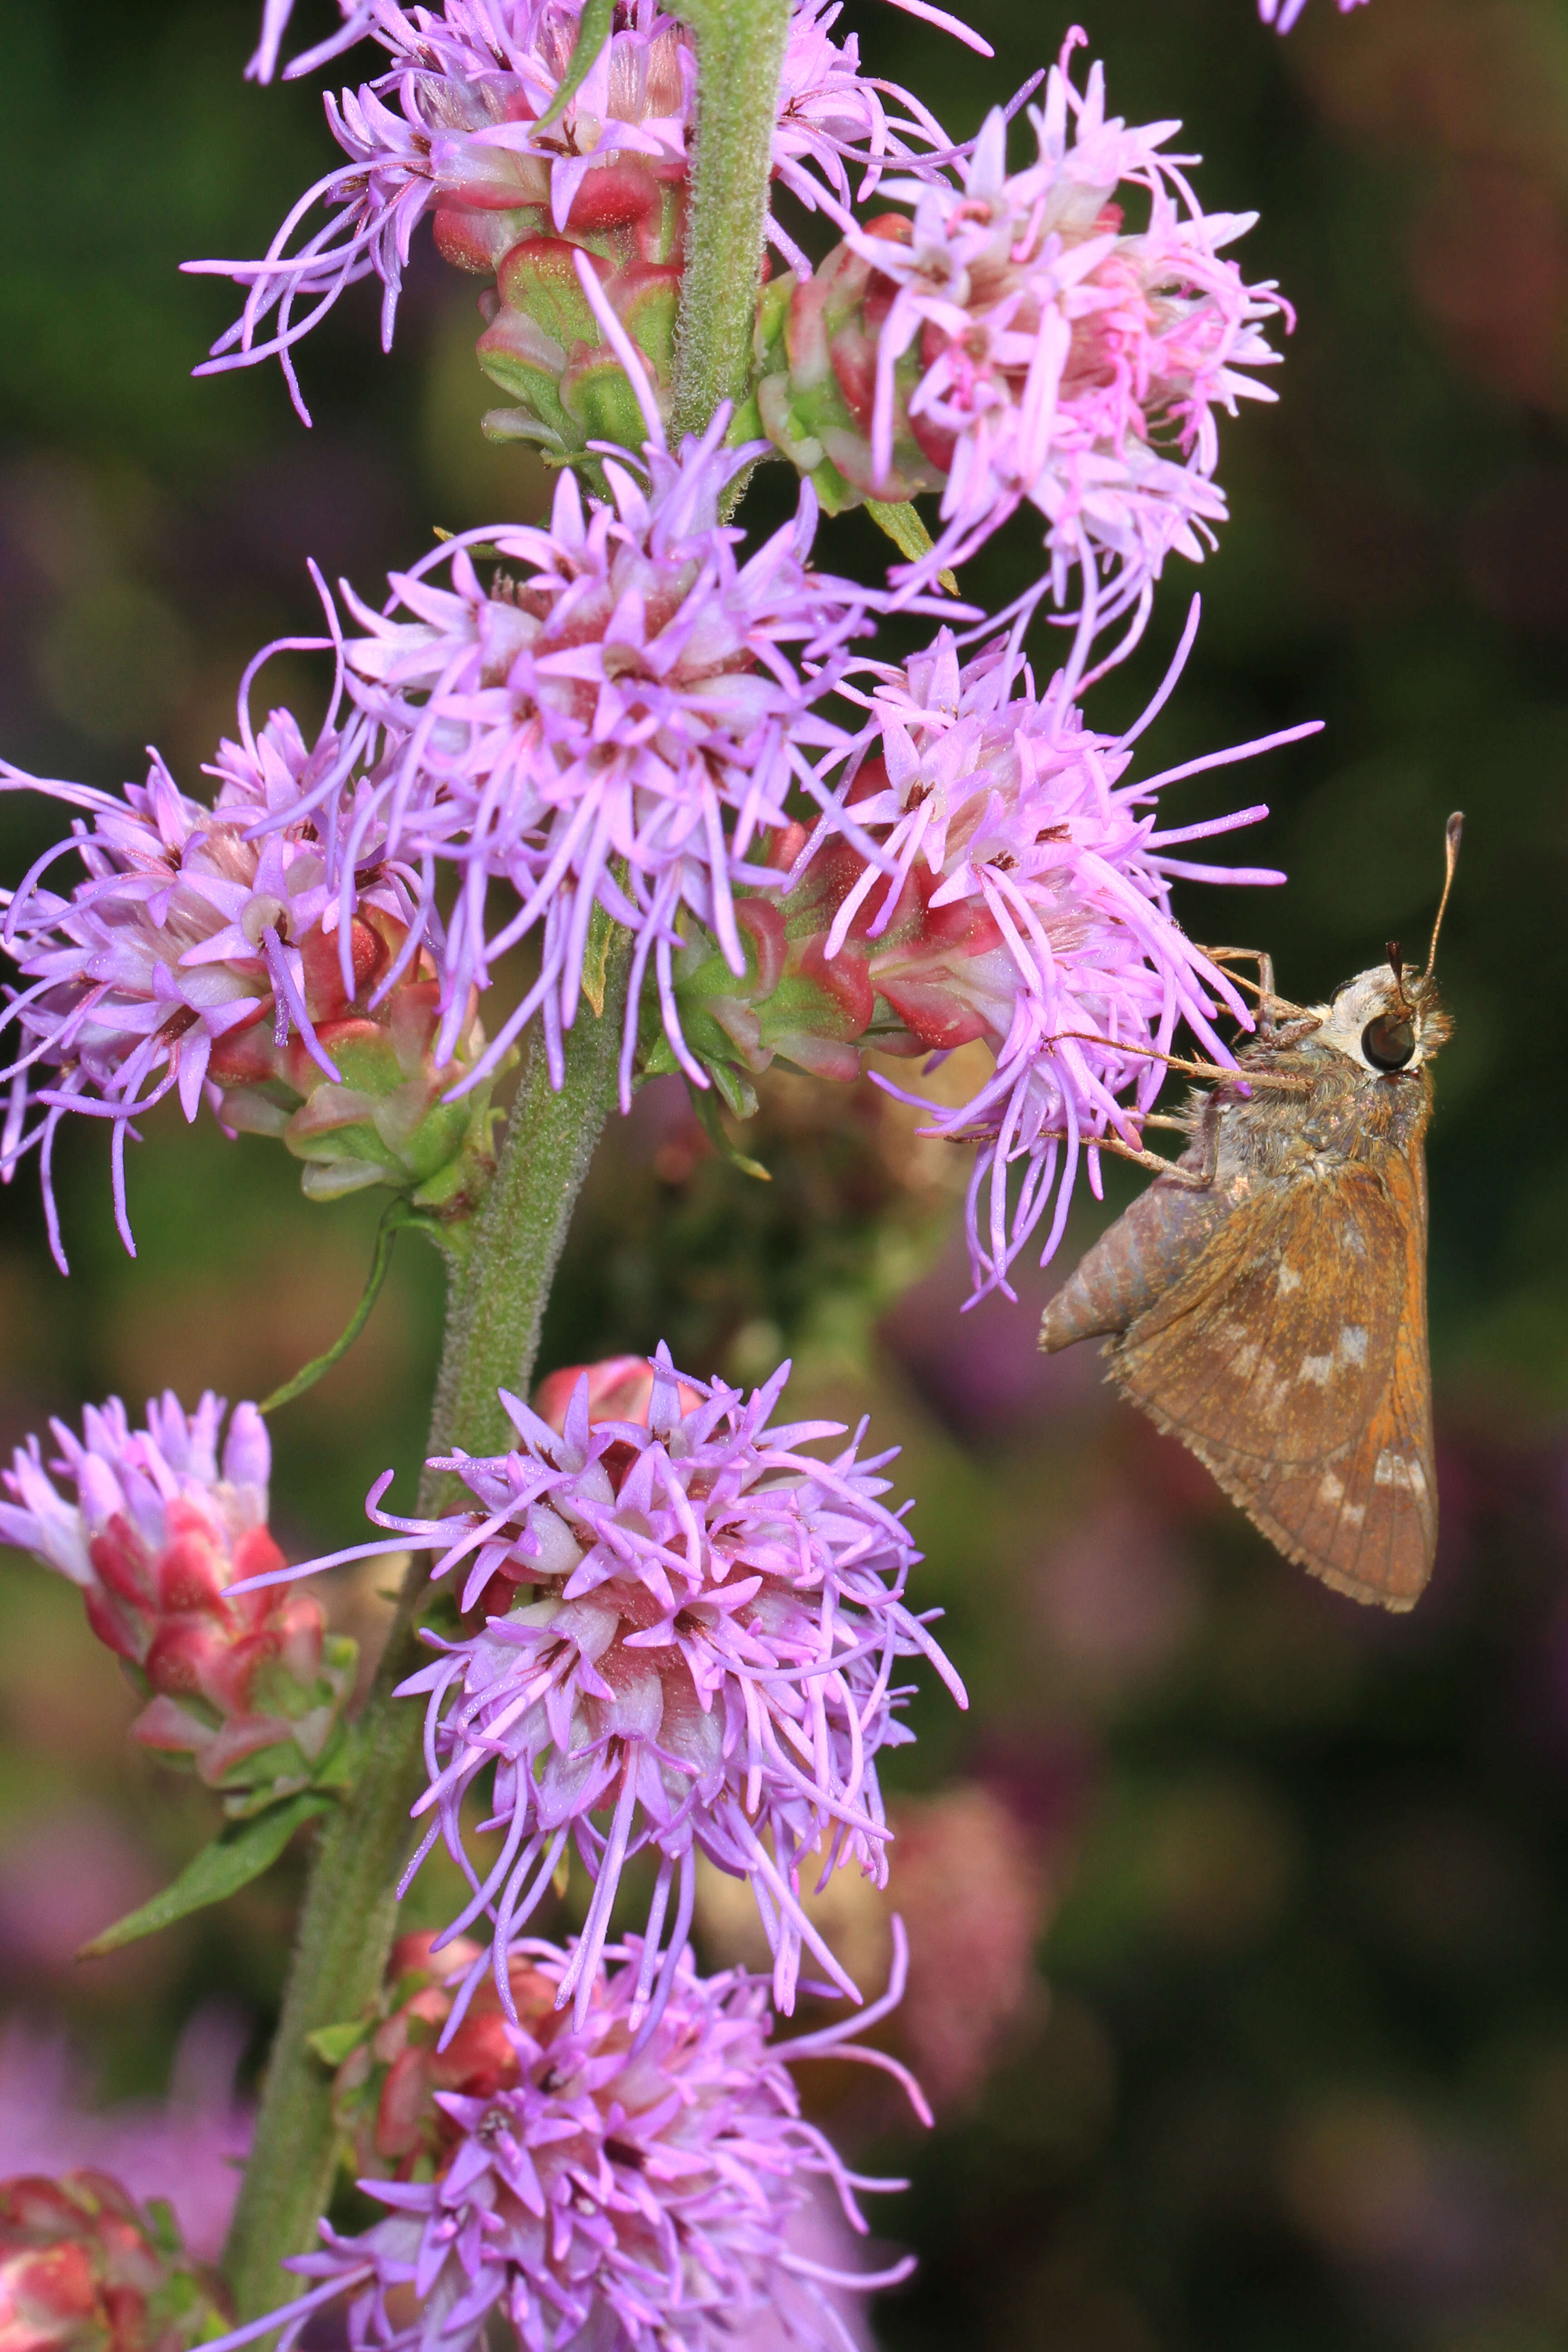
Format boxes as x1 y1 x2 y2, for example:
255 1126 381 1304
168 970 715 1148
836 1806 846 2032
1259 0 1369 25
195 0 957 429
0 1393 355 1810
757 34 1285 630
0 703 497 1268
330 401 876 1105
0 2173 218 2352
213 1927 926 2352
658 613 1313 1299
246 1347 964 2020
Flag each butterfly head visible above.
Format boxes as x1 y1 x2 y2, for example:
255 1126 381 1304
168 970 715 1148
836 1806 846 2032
1307 964 1452 1076
1298 811 1462 1078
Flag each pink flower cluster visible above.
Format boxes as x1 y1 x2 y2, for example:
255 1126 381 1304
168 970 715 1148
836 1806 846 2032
242 1347 964 2022
0 1393 354 1806
831 38 1287 624
0 2172 216 2352
327 411 877 1102
213 1926 924 2352
198 0 968 421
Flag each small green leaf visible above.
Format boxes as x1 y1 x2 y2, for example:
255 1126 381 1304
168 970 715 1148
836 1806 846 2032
306 2019 372 2068
78 1791 333 1957
865 499 959 595
535 0 614 132
688 1078 770 1178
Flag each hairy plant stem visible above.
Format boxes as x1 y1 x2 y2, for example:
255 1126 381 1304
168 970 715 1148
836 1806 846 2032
671 0 792 445
222 0 785 2312
222 937 631 2323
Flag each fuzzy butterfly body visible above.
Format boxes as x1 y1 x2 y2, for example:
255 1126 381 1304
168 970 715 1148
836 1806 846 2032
1039 942 1455 1612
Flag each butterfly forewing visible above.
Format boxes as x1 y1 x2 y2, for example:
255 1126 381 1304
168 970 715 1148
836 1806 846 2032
1108 1151 1437 1609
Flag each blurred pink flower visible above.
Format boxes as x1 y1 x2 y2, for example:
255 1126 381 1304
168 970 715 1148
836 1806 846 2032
209 1927 923 2352
0 2018 250 2265
1259 0 1369 27
0 2171 217 2352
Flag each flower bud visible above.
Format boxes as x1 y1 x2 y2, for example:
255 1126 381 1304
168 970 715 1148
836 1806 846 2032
0 1396 356 1812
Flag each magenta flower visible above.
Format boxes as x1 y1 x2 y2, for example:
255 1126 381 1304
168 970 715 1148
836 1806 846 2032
0 1392 356 1806
328 402 876 1104
824 34 1287 625
196 0 963 422
779 607 1314 1298
209 1926 926 2352
1259 0 1368 25
243 1346 964 2022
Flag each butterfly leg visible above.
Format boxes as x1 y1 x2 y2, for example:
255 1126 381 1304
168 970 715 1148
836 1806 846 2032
1090 1132 1213 1189
1200 946 1303 1039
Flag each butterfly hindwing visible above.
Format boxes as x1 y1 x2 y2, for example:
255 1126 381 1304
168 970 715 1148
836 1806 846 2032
1107 1148 1436 1609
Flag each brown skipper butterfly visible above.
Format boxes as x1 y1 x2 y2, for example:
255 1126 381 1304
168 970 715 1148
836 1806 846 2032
1039 814 1463 1612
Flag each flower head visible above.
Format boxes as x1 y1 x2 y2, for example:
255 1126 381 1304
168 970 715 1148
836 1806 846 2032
332 410 873 1105
0 2172 219 2352
220 1926 925 2352
658 608 1310 1299
197 0 961 424
763 34 1286 629
0 700 497 1266
254 1347 963 2023
0 1393 355 1808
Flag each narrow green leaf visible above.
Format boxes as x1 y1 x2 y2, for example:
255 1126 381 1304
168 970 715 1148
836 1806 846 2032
865 499 959 595
260 1203 410 1415
306 2019 372 2068
78 1791 333 1957
688 1078 770 1179
535 0 614 132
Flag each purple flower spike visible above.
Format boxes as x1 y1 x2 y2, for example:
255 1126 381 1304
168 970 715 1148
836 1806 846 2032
205 1925 928 2352
265 1346 964 2025
202 0 960 419
333 412 876 1105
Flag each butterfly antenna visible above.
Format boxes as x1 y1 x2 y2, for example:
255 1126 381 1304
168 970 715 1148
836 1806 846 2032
1386 940 1412 1013
1421 811 1464 988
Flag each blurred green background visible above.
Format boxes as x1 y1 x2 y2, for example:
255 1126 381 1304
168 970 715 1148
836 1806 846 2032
4 0 1568 2344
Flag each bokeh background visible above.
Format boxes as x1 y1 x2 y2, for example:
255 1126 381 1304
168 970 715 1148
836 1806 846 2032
3 0 1568 2343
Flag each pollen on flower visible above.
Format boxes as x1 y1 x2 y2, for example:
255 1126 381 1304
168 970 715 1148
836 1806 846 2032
209 1926 927 2352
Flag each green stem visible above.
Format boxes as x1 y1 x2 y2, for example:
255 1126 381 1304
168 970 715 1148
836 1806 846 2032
671 0 792 445
221 936 631 2323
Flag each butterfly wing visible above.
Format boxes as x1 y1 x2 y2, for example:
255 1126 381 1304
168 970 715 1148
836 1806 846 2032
1106 1147 1436 1610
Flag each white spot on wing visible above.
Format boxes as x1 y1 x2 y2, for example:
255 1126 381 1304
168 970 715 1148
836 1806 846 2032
1299 1354 1333 1387
1374 1450 1427 1497
1317 1471 1344 1506
1276 1264 1302 1295
1339 1326 1368 1367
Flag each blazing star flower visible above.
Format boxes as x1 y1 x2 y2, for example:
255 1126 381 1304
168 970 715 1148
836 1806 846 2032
1259 0 1368 26
0 2172 220 2352
0 691 502 1266
196 0 966 426
0 1392 355 1808
207 1925 927 2352
240 1347 963 2022
657 606 1313 1300
328 397 877 1106
761 31 1286 635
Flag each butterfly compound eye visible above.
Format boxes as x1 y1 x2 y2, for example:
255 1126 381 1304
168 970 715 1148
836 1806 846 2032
1362 1012 1416 1071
